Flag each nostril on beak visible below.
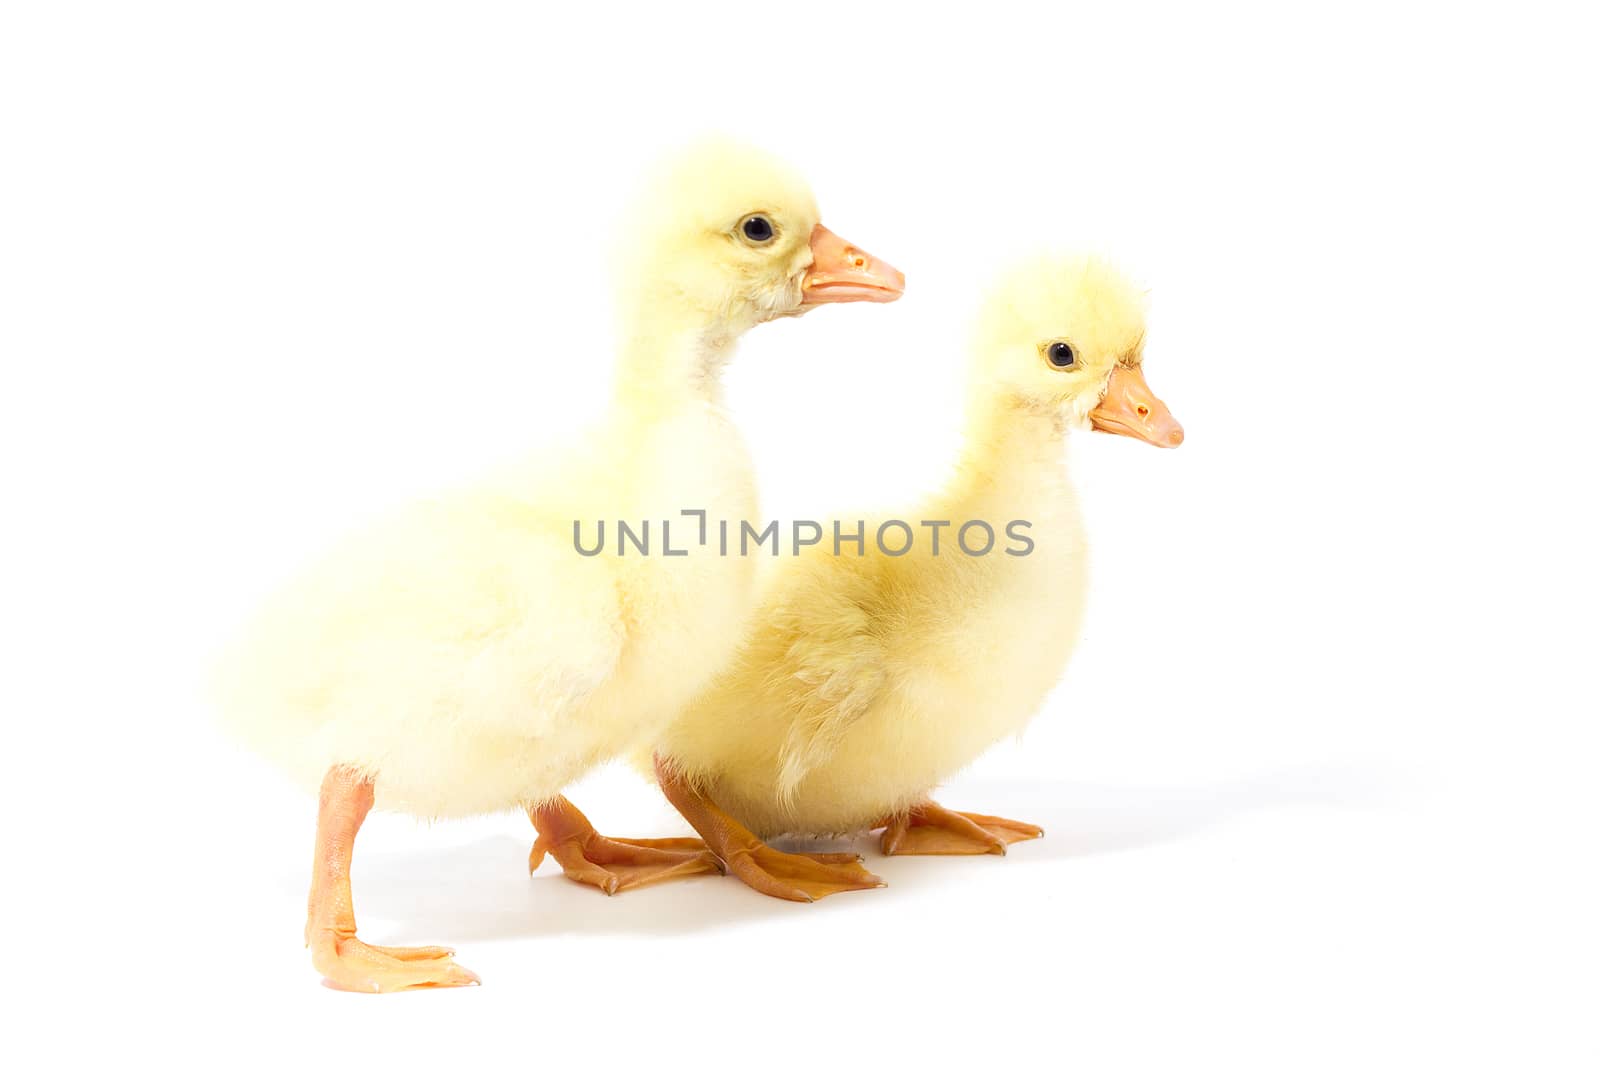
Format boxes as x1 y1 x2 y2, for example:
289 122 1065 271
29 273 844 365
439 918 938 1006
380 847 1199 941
846 248 866 268
1136 404 1150 418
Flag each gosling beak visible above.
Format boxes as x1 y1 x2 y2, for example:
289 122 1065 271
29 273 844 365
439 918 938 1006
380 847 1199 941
1089 364 1185 448
800 224 905 304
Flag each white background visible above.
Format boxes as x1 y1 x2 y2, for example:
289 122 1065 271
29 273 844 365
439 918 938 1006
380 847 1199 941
4 2 1597 1063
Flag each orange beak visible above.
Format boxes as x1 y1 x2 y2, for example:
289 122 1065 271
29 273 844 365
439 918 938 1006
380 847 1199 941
800 224 905 304
1089 364 1185 448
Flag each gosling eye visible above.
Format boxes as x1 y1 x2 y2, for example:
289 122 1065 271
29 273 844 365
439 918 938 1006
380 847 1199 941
739 213 776 245
1046 341 1077 368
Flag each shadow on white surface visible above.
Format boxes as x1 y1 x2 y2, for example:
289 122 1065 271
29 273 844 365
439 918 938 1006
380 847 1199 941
984 762 1407 861
352 761 1406 945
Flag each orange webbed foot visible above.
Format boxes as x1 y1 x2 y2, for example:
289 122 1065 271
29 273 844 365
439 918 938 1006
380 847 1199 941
721 841 887 902
529 797 720 895
308 930 480 994
880 803 1044 857
305 767 481 993
651 758 887 903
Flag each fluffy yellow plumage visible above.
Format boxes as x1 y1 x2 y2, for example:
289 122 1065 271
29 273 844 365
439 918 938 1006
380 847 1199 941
212 140 909 990
652 255 1172 854
214 142 831 819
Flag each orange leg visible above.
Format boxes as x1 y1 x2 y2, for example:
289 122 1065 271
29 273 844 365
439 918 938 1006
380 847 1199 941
655 755 886 903
528 795 720 895
879 800 1043 857
305 766 480 993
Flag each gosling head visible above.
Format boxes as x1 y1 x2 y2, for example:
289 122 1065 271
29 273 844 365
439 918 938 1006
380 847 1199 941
623 139 904 333
975 255 1183 448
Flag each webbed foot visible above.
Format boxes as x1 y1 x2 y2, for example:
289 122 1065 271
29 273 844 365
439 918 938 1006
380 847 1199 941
529 796 720 895
880 802 1043 856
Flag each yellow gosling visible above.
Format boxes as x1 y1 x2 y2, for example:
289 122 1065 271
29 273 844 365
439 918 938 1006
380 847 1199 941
648 254 1180 900
213 140 903 988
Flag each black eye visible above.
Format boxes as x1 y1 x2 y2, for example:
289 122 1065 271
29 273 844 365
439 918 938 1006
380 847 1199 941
740 214 774 244
1047 342 1076 368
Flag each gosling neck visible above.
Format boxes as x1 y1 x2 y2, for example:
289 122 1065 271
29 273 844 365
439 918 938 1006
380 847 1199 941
611 289 744 419
945 387 1074 511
